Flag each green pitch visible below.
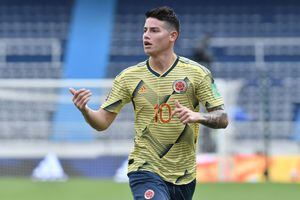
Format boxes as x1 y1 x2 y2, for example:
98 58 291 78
0 178 299 200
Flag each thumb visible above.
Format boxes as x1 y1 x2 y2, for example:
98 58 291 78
175 100 182 108
69 87 76 95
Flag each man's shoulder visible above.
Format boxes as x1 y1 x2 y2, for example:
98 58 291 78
178 56 211 75
116 60 147 78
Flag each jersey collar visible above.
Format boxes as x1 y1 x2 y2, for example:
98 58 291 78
146 56 179 77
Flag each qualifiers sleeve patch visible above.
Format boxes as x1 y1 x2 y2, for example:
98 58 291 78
211 83 221 98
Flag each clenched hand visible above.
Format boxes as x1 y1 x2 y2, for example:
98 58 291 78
69 88 92 112
171 100 201 124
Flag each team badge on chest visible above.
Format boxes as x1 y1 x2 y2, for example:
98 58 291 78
173 79 187 93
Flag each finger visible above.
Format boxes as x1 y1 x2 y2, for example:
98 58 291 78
171 110 177 118
76 95 90 110
69 87 76 95
175 100 182 108
83 96 91 105
73 88 87 99
181 114 190 124
78 97 90 110
171 108 181 118
74 90 91 106
178 109 188 118
73 89 90 103
77 93 92 107
182 118 190 124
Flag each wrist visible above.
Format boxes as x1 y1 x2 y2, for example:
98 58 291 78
196 113 205 123
194 112 202 123
81 105 90 115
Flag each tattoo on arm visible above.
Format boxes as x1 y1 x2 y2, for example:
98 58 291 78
200 105 229 129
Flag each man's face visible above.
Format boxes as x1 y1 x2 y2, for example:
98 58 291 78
143 17 176 56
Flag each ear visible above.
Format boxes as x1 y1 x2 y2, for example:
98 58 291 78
169 31 179 42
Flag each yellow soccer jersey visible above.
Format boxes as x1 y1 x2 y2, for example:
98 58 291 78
101 56 224 184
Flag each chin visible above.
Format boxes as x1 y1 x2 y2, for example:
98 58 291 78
144 48 159 55
144 50 153 56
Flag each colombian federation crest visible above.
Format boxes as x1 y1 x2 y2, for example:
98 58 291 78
173 79 187 93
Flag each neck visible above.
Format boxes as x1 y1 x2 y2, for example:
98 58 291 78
149 51 177 75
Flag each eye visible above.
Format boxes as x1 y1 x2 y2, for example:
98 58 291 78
152 28 160 32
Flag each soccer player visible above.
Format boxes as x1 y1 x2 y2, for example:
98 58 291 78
70 6 228 200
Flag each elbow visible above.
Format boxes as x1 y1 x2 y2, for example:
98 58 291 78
97 120 113 132
93 124 109 132
221 114 229 129
217 112 229 129
221 119 229 129
86 122 107 132
95 126 108 132
87 119 111 132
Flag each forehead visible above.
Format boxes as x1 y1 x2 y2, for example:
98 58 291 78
144 17 167 29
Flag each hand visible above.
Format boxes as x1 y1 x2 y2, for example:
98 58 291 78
171 100 200 124
69 88 92 112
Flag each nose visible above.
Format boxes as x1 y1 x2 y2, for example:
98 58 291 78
143 31 150 40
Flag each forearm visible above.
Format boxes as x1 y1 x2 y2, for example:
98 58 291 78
81 106 109 131
198 110 228 129
70 88 116 131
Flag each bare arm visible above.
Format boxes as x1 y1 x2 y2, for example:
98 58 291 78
70 88 117 131
81 106 117 131
171 100 228 129
198 105 228 129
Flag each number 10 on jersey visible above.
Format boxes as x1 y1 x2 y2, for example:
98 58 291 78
154 103 172 123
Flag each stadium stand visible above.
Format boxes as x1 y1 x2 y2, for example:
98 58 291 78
107 0 300 141
0 0 72 79
0 0 300 143
0 0 74 139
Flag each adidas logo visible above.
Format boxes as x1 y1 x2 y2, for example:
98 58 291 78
139 85 147 94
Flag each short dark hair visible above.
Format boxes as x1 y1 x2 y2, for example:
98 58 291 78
145 6 180 34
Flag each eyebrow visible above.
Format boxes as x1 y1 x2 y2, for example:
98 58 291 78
144 27 160 30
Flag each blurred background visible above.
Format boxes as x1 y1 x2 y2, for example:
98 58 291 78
0 0 300 199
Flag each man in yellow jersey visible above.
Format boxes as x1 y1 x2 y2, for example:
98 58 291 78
70 6 228 200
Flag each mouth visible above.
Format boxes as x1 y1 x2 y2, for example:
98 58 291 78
144 41 152 47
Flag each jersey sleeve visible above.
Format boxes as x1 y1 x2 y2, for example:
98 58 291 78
101 74 131 113
196 73 224 109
